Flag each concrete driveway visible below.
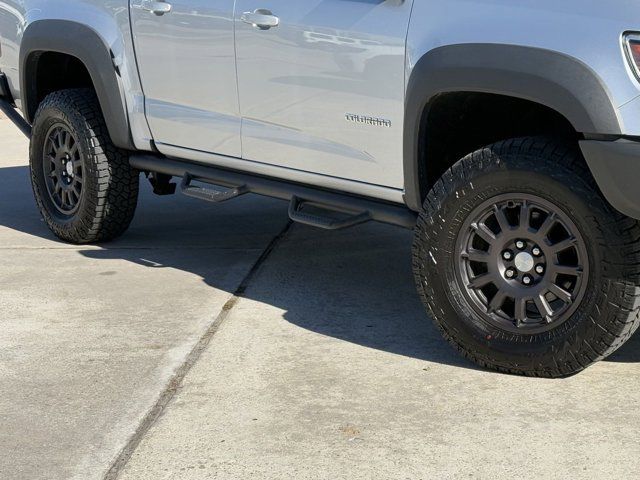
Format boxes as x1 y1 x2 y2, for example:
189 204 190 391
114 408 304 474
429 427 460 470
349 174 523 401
1 111 640 480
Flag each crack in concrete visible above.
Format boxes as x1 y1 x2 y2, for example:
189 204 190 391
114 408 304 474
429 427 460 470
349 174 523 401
102 221 293 480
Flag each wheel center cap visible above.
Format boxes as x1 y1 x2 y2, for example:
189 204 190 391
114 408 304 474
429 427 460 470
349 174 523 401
514 252 534 273
65 161 74 176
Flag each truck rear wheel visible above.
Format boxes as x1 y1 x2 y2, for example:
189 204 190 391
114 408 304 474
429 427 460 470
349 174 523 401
29 89 139 243
413 137 640 377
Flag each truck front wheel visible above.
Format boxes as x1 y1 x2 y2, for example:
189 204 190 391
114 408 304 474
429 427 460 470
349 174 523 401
29 88 139 244
413 137 640 377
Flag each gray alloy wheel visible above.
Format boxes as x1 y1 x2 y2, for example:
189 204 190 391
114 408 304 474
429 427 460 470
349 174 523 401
42 124 85 216
456 193 588 335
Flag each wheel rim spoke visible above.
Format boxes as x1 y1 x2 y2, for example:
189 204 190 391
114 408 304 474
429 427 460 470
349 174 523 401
468 274 492 289
519 200 530 230
548 283 573 304
514 297 528 327
493 205 511 234
534 294 553 321
552 264 583 277
56 130 64 150
488 291 507 314
48 154 59 168
70 144 79 160
549 236 577 254
462 249 490 263
537 213 556 239
471 222 496 243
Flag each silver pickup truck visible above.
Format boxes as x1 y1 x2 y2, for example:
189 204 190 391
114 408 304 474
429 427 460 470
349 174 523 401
2 0 640 377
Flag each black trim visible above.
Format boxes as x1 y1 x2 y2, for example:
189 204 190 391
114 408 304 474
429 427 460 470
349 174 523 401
19 20 134 149
403 44 620 211
0 73 12 102
580 139 640 220
0 97 31 138
130 154 417 229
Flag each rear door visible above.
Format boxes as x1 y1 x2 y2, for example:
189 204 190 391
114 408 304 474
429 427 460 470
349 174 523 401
130 0 241 158
234 0 413 188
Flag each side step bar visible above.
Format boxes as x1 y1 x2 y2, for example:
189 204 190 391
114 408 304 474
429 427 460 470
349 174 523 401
181 173 249 203
130 154 417 230
288 195 371 230
0 97 31 139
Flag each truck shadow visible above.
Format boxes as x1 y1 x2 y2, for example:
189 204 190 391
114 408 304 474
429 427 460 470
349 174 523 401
1 164 638 369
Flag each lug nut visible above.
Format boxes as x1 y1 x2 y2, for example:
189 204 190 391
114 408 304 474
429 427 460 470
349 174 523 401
532 247 542 257
516 240 526 250
505 268 516 279
535 264 545 275
502 250 513 261
522 275 533 285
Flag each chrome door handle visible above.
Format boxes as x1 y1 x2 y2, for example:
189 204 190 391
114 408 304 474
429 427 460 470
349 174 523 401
140 0 172 16
241 9 279 30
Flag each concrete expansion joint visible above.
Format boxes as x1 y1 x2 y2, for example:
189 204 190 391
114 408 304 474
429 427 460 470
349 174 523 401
102 221 293 480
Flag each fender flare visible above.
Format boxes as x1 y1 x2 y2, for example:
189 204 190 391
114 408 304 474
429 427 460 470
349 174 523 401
403 44 621 211
20 20 134 149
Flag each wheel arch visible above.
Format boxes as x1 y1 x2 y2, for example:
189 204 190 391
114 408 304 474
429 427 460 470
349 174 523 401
19 19 134 150
403 44 621 211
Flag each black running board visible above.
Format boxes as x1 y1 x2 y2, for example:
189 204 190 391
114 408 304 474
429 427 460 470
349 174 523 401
0 97 31 138
130 154 417 230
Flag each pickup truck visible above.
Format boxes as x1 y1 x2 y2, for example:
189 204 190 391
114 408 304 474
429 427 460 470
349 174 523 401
1 1 640 377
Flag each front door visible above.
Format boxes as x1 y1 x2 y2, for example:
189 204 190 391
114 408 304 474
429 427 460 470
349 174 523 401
234 0 413 188
130 0 241 158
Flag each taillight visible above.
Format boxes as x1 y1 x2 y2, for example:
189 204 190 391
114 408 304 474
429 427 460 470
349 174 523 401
624 33 640 80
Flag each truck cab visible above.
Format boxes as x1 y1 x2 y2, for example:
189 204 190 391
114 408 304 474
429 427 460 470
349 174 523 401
2 0 640 377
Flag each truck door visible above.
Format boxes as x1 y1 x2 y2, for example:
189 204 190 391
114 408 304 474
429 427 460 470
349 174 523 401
234 0 413 188
130 0 241 158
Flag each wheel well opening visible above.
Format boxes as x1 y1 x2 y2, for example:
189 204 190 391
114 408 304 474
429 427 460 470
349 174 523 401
27 52 94 120
418 92 580 198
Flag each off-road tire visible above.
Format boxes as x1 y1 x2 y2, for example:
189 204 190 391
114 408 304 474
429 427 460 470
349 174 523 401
413 137 640 377
30 89 139 243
